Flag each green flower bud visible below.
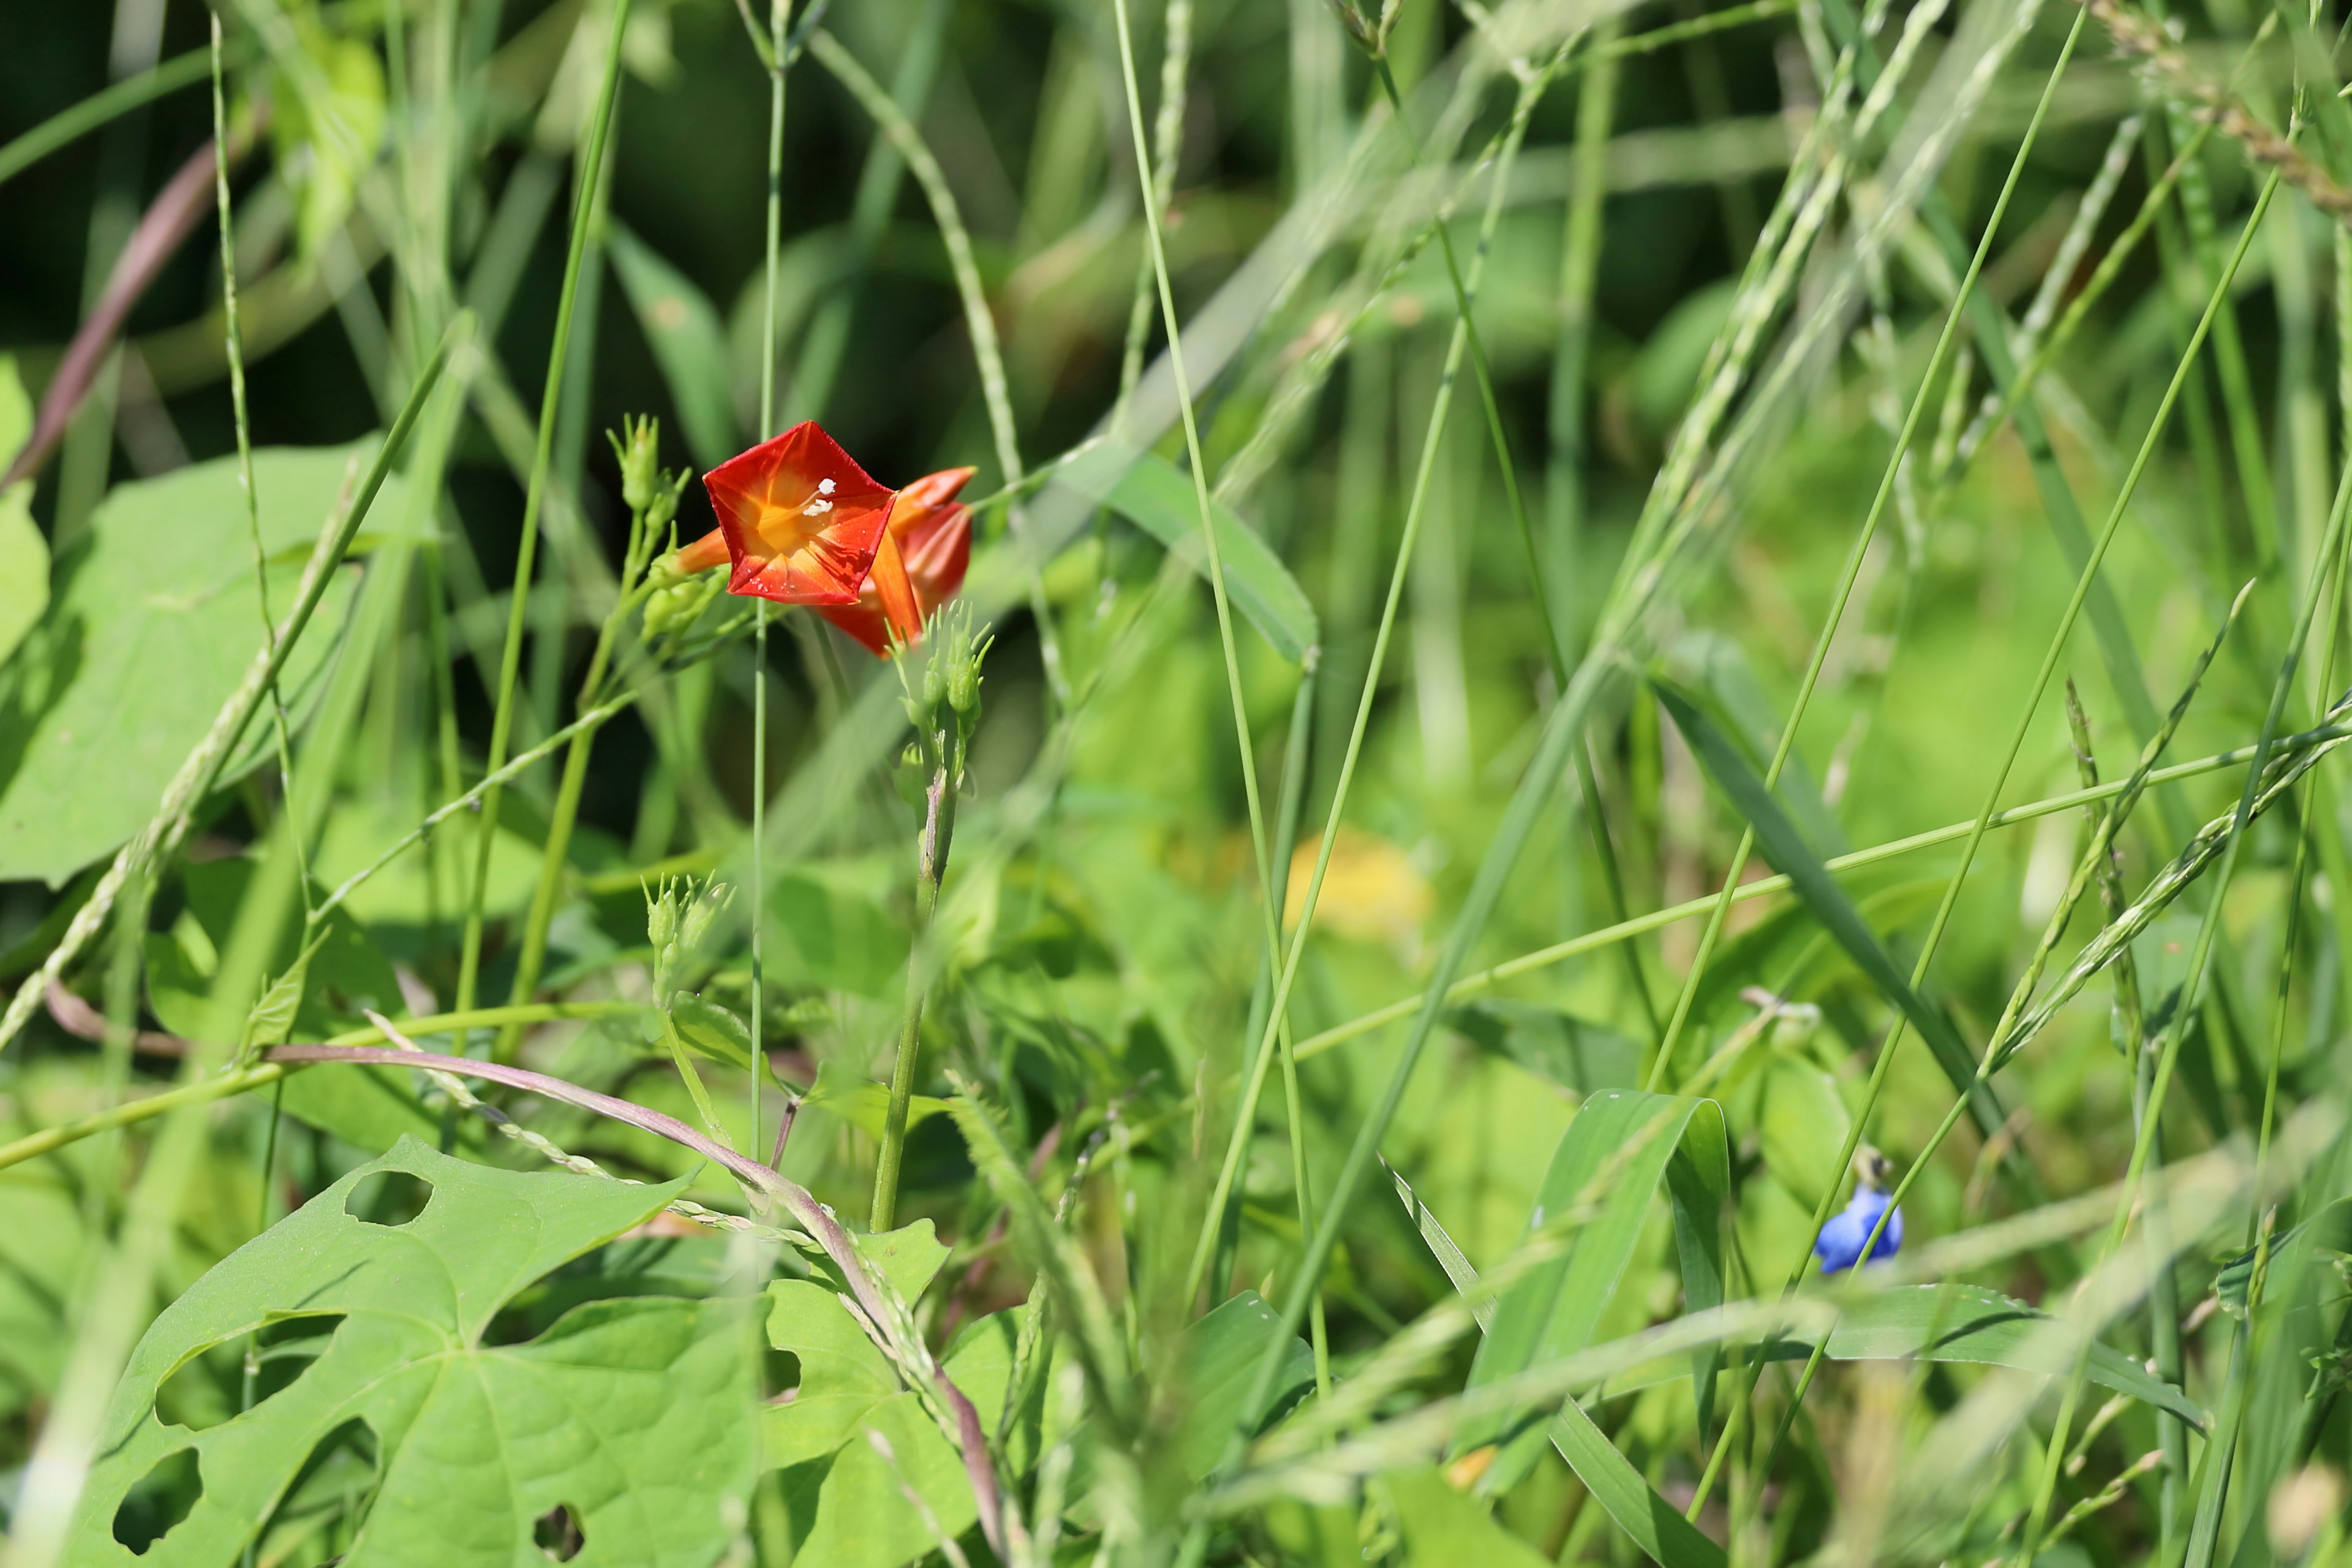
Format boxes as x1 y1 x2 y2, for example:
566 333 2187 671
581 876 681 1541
680 881 733 951
608 415 663 516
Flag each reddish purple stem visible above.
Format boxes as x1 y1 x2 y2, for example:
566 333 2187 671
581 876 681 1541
6 115 262 491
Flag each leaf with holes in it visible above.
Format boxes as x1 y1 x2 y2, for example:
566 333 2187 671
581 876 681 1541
62 1137 755 1567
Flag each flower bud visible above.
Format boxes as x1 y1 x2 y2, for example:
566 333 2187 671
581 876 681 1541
609 415 663 516
646 878 681 956
642 574 718 639
680 881 733 951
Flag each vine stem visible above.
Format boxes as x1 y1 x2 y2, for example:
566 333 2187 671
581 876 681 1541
452 0 633 1060
872 720 962 1231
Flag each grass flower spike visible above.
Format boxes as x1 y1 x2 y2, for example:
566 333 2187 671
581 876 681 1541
685 420 898 604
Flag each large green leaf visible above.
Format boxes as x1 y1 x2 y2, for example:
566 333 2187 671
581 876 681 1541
0 445 408 886
1651 676 2010 1143
1454 1088 1727 1495
1052 442 1319 663
0 353 42 671
609 223 741 469
64 1138 755 1566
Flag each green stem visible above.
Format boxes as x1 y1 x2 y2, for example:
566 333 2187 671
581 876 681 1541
872 726 962 1232
752 0 793 1165
453 0 633 1060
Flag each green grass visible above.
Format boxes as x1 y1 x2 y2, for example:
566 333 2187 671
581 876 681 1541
2 0 2352 1564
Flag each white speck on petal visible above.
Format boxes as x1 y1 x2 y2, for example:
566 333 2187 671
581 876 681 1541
818 477 836 495
802 498 834 518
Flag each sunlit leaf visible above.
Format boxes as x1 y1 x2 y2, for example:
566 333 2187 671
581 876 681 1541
62 1139 753 1566
0 445 407 886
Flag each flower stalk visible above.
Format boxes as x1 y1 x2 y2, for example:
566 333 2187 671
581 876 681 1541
872 603 989 1232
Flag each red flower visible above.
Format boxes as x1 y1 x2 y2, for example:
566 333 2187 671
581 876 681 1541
817 466 976 655
671 439 974 657
691 422 898 604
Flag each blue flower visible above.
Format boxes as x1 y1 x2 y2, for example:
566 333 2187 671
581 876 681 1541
1815 1187 1902 1273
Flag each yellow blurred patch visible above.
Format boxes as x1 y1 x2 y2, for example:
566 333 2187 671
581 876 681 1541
1285 829 1432 954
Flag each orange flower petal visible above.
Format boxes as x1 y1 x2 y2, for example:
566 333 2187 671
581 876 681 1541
817 468 977 657
701 423 897 606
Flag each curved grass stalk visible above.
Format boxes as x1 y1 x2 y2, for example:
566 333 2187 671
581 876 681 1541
753 0 788 1228
1110 0 1192 431
1640 7 2087 1095
1270 719 2349 1068
211 18 309 924
0 44 231 190
1177 26 1548 1311
1107 0 1297 1319
2012 167 2325 1568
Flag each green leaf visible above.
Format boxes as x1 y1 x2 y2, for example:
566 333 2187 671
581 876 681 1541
1796 1286 2207 1428
804 1060 950 1141
771 867 910 998
1455 1088 1727 1496
1544 1400 1728 1568
1384 1465 1556 1567
0 354 43 671
63 1138 754 1567
0 445 405 887
764 1287 1061 1568
1175 1291 1319 1481
855 1218 952 1306
667 990 756 1071
1651 675 2010 1143
1385 1163 1728 1568
1585 1284 2208 1429
239 933 326 1052
1053 442 1320 663
609 222 741 469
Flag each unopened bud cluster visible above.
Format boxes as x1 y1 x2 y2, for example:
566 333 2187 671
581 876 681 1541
897 600 991 748
646 873 733 996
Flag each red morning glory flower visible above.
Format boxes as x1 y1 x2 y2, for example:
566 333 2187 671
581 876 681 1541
670 440 973 657
688 421 898 605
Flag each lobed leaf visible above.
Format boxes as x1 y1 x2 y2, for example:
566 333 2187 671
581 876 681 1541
64 1138 755 1566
